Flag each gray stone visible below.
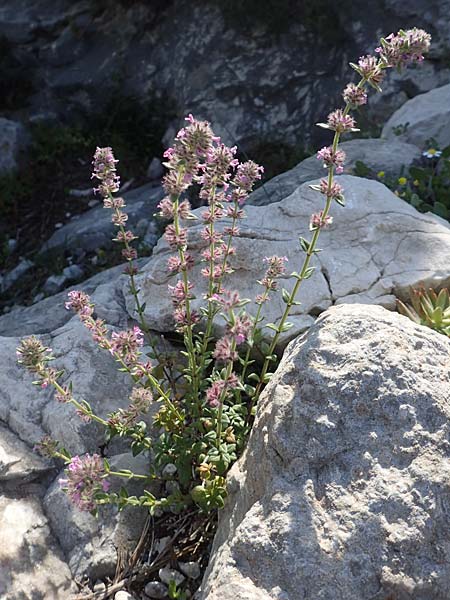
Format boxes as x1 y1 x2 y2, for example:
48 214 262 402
144 580 169 599
0 496 74 599
0 118 29 174
0 314 136 454
44 452 155 580
1 258 34 293
147 157 164 180
200 303 450 600
382 83 450 149
0 260 137 337
41 183 164 254
248 138 421 206
115 591 137 600
2 1 450 152
63 264 84 281
0 424 51 484
43 273 67 295
158 567 185 586
179 561 201 580
127 175 450 347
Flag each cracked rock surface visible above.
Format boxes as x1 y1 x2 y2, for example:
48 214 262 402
126 175 450 346
200 304 450 600
0 262 155 594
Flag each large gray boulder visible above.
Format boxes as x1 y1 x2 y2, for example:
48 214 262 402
248 138 420 207
382 83 450 149
41 183 164 254
200 303 450 600
127 175 450 345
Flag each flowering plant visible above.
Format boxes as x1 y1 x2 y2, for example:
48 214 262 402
17 28 430 517
354 141 450 219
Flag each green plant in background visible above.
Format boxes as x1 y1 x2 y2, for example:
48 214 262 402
354 142 450 220
398 286 450 337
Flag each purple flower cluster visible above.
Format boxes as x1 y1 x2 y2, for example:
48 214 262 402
256 255 288 304
317 146 346 174
206 372 239 408
376 28 431 69
59 454 109 512
354 55 385 89
310 211 333 230
92 147 120 198
66 290 146 368
326 109 357 133
110 326 144 367
16 336 52 374
108 386 154 429
160 115 262 334
342 83 367 107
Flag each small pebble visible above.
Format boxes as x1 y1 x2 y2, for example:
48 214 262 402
178 561 201 580
54 222 63 229
7 238 17 253
62 264 84 281
165 480 180 494
114 591 136 600
93 581 106 593
162 463 177 478
154 536 171 556
158 567 185 587
144 581 168 599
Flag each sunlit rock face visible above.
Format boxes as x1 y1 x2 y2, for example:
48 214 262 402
200 303 450 600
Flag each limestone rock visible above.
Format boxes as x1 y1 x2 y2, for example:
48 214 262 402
0 260 138 337
44 452 155 580
248 138 421 207
41 183 164 254
0 424 51 485
2 1 450 150
0 318 135 453
0 496 74 599
200 304 450 600
0 118 29 174
127 175 450 346
382 83 450 149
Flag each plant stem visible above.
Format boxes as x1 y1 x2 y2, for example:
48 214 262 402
171 193 199 401
250 78 367 410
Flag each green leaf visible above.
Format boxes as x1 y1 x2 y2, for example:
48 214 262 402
281 288 291 304
433 202 448 219
265 323 279 332
247 373 260 383
299 237 310 252
303 267 315 279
